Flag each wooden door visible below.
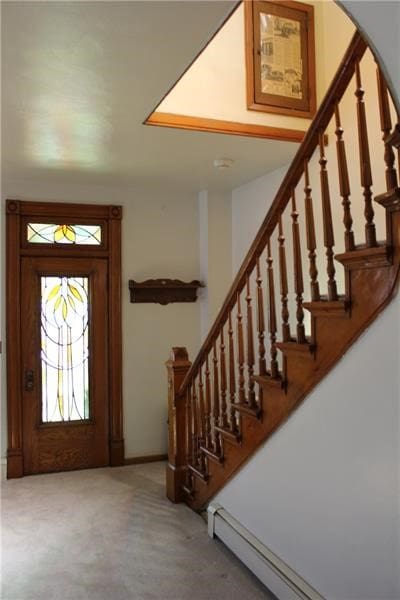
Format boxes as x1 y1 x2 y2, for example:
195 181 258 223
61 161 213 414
21 256 109 474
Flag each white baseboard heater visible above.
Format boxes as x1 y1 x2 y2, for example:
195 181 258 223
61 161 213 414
207 503 324 600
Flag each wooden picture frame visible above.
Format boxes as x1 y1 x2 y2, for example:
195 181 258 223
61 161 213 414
245 0 316 118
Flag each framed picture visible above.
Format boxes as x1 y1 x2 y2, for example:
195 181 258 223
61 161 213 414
245 0 316 118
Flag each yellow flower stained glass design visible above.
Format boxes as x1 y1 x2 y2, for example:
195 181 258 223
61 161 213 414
27 223 101 245
41 276 89 422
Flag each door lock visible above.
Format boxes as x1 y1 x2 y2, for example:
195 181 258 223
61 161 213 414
25 369 35 392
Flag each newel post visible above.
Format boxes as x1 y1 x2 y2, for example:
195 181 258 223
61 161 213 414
166 347 191 503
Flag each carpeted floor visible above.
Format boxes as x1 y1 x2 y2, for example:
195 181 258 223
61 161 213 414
1 462 273 600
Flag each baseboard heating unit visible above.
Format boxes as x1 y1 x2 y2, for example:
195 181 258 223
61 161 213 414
207 503 324 600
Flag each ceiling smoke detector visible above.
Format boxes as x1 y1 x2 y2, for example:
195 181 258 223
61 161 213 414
213 158 234 170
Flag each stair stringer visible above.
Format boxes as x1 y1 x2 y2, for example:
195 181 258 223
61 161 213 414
187 208 400 511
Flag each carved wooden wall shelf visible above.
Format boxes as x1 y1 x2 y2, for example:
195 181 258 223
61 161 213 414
129 279 204 305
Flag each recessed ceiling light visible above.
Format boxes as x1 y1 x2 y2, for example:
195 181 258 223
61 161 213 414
213 158 234 170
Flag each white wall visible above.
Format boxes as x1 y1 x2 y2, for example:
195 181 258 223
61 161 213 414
215 294 400 599
1 181 201 460
232 165 288 273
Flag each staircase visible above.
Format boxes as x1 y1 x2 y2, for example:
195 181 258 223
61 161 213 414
166 31 400 512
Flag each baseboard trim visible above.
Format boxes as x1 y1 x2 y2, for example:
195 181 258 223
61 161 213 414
208 503 324 600
124 454 167 465
1 457 7 481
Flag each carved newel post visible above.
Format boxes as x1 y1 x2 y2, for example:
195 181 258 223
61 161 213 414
166 347 191 502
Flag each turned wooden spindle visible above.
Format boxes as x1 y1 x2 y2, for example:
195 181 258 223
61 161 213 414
228 311 237 430
319 132 338 301
291 190 306 343
191 381 200 467
185 387 193 480
212 341 221 455
198 368 207 443
219 327 229 429
245 274 256 408
255 257 267 376
188 384 197 467
236 291 246 403
303 160 321 300
334 103 355 251
266 240 279 378
376 66 398 190
204 356 212 448
278 216 291 342
355 60 377 247
196 373 207 471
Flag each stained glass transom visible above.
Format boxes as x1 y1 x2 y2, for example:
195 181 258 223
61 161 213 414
28 223 101 245
41 276 90 422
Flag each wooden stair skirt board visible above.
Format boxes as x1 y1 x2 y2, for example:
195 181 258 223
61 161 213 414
165 31 400 511
208 504 324 600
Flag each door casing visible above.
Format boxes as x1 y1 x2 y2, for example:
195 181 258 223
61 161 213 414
6 199 124 477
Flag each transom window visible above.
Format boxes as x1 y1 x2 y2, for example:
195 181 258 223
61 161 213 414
27 223 102 245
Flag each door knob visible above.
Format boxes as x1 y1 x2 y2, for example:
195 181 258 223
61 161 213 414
25 369 34 392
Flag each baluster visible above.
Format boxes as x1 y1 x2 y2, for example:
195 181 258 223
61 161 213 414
204 356 212 449
278 216 291 341
219 328 229 429
319 132 338 301
245 274 256 408
212 341 221 455
228 311 237 431
198 369 207 471
236 291 246 403
191 380 200 467
291 190 306 343
334 103 355 251
376 66 398 190
188 383 196 467
186 387 193 488
266 240 279 377
256 257 267 376
355 59 377 247
304 160 321 299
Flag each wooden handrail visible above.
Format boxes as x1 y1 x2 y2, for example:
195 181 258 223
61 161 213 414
179 31 367 395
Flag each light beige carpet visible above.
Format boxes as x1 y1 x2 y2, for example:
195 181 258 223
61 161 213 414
1 462 273 600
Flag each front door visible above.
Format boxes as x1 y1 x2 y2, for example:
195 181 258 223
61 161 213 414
21 256 109 474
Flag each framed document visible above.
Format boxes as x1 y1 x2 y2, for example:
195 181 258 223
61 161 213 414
245 0 316 118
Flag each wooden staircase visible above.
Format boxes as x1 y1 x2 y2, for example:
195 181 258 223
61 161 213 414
166 32 400 511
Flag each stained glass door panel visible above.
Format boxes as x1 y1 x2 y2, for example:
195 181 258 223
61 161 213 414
41 276 90 422
21 257 109 475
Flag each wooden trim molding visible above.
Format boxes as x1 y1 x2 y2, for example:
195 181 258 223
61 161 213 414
125 454 167 465
5 200 124 477
145 112 306 143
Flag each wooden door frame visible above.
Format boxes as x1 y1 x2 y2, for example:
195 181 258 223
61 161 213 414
6 199 124 477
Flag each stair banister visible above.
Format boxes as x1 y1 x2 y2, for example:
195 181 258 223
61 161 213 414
179 31 367 396
167 27 400 510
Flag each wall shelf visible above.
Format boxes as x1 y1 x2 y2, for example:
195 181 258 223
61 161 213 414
129 278 204 305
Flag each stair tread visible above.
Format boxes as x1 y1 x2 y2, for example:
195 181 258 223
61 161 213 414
385 122 400 148
303 297 350 317
188 463 209 482
253 373 285 389
214 425 242 445
335 244 392 269
233 401 262 419
375 187 400 212
276 339 316 354
200 445 224 464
